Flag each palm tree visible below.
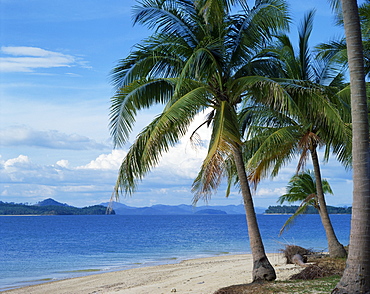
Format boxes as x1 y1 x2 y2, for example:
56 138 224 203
277 170 334 236
241 10 349 258
328 0 370 292
109 0 289 281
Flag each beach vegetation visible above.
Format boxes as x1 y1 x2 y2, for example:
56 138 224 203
214 255 346 293
109 0 290 282
239 10 350 258
109 0 369 288
277 171 339 238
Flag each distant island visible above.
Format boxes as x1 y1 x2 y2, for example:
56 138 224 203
265 205 352 214
0 199 352 215
101 202 249 215
102 202 352 215
0 198 113 215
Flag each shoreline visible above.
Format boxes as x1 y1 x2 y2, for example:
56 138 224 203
1 253 302 294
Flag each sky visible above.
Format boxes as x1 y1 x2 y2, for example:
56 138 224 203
0 0 356 208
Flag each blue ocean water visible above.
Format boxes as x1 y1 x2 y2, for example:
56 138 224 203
0 214 351 291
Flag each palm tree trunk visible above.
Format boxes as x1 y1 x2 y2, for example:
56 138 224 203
310 148 347 258
233 146 276 282
333 0 370 292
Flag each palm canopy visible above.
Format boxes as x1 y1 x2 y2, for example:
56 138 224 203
277 170 333 235
110 0 291 281
239 10 349 258
240 10 352 185
110 0 289 198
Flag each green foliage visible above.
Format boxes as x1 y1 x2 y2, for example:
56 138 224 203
0 202 113 215
110 0 290 200
276 170 335 235
244 10 352 187
278 170 333 206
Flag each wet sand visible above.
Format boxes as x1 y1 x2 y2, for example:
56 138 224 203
3 253 302 294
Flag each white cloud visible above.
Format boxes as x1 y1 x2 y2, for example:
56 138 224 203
77 150 126 170
3 154 31 169
156 139 207 180
0 107 354 208
0 46 84 73
55 160 70 168
256 187 286 197
0 154 117 206
0 125 108 150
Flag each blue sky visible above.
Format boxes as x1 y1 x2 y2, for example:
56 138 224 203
0 0 354 208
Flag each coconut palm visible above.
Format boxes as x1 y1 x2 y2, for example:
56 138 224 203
328 0 370 292
240 10 350 258
109 0 289 281
277 170 334 236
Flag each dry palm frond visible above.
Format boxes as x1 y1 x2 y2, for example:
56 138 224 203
281 245 312 264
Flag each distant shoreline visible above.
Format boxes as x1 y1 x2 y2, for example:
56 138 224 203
263 213 294 215
0 215 42 217
263 213 351 215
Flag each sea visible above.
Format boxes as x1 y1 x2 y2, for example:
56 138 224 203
0 214 351 291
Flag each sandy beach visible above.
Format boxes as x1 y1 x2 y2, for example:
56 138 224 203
3 253 303 294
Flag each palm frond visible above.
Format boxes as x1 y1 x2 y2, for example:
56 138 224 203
279 203 310 236
111 33 191 88
113 85 209 198
278 169 333 235
134 0 199 45
298 9 315 80
110 78 176 147
246 125 301 185
192 101 241 202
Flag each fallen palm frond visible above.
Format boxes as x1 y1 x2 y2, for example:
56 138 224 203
281 245 312 265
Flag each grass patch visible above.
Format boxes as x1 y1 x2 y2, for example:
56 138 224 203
214 254 345 294
214 276 341 293
268 275 340 293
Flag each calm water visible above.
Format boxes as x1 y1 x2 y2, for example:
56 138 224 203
0 214 351 291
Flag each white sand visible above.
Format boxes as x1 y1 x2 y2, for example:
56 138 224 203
3 253 302 294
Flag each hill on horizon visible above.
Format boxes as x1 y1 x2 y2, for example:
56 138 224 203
100 202 266 215
0 199 111 215
34 198 70 207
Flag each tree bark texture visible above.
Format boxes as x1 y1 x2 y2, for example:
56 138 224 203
233 147 276 282
333 0 370 293
310 148 347 258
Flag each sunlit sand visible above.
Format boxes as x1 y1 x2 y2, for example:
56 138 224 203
3 253 302 294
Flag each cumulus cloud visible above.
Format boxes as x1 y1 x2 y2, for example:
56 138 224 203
0 125 108 150
77 150 126 170
0 154 117 206
55 160 70 168
156 139 207 180
1 155 60 183
3 154 31 169
0 46 86 73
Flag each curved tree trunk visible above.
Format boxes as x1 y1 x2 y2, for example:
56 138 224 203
233 146 276 282
333 0 370 293
310 148 347 258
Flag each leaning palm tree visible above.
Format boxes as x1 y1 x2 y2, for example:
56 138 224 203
241 10 349 258
277 170 334 236
329 0 370 292
109 0 289 281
